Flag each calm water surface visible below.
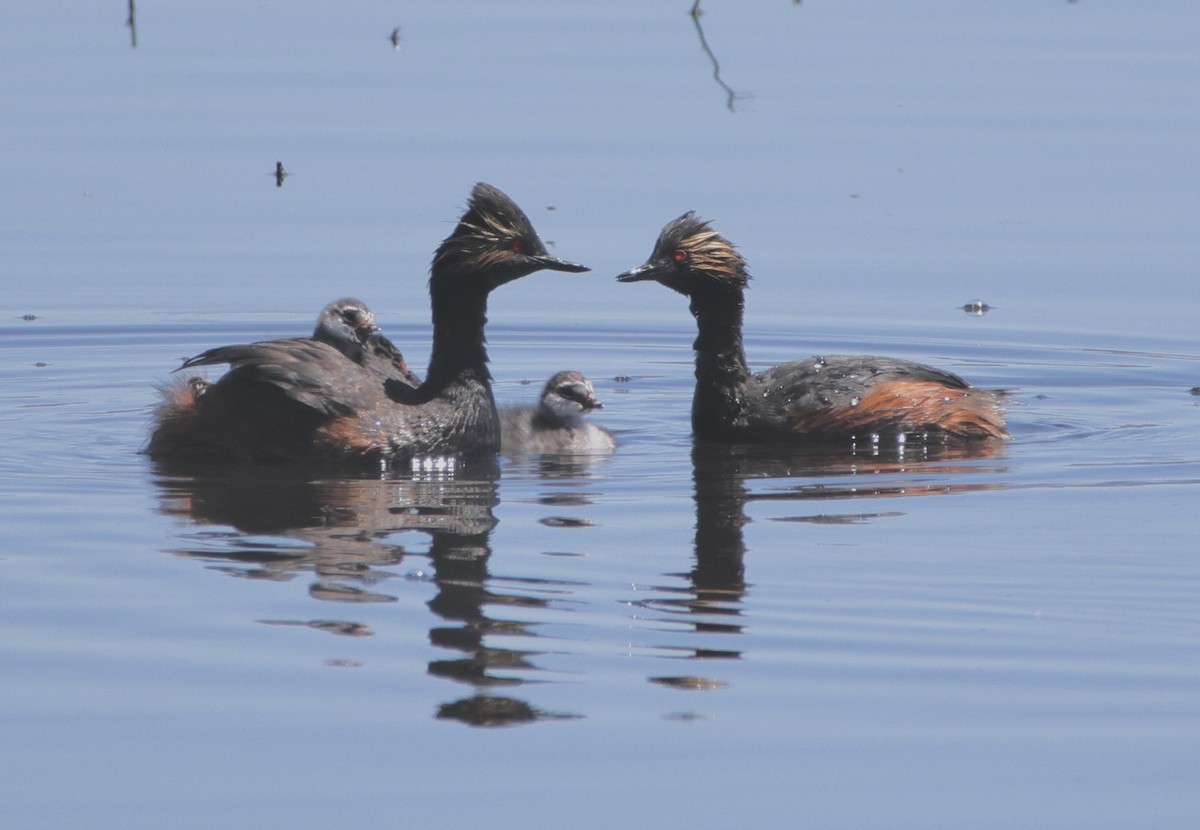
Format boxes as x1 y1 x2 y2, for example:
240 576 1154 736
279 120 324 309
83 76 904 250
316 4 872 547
3 2 1199 828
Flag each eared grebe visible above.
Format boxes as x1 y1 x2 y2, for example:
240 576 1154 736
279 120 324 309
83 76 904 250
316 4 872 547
145 183 588 463
499 371 616 455
616 213 1006 443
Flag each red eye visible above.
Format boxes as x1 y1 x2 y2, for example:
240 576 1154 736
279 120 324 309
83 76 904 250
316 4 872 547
510 240 524 254
672 248 687 263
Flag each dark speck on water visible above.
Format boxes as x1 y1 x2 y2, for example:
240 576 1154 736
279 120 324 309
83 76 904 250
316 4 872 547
538 516 595 528
649 676 728 691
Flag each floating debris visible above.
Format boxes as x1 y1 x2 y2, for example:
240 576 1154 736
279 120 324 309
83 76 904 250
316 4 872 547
436 694 582 726
539 516 594 528
308 582 396 604
539 493 591 507
257 618 373 637
649 675 728 691
774 511 905 525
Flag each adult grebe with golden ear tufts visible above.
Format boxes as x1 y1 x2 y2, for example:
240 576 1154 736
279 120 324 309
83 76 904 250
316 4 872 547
617 212 1006 444
146 183 588 463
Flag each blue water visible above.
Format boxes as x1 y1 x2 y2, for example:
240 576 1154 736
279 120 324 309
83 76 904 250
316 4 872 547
3 2 1200 828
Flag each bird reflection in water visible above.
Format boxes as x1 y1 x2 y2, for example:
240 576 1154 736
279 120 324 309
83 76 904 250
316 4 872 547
631 439 1008 700
152 458 580 726
151 438 1004 724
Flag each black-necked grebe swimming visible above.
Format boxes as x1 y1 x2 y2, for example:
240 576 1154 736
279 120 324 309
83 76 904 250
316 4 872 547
617 212 1006 443
145 183 589 463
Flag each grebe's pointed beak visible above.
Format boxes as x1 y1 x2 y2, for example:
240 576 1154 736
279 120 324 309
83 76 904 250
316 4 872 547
616 262 659 283
534 254 590 273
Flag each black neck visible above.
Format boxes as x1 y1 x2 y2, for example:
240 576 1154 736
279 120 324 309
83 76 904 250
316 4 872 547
424 288 492 391
688 286 752 432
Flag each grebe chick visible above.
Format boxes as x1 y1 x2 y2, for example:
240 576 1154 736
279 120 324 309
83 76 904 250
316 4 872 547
145 183 588 463
148 375 212 436
500 371 616 455
616 213 1006 443
312 297 422 390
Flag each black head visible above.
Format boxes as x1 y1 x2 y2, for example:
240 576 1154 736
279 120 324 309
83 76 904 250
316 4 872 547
616 212 748 296
431 183 588 292
312 297 379 361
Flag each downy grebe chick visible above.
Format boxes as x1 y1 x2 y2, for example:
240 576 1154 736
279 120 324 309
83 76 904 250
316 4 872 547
616 213 1006 443
311 296 378 363
308 296 423 392
149 375 213 434
500 371 617 455
145 183 588 463
313 297 422 390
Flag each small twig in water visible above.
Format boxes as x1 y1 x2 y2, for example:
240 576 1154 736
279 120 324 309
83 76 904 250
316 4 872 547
126 0 138 49
689 1 750 112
